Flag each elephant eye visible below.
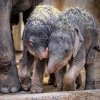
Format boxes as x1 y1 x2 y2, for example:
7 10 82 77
65 49 68 53
28 41 33 46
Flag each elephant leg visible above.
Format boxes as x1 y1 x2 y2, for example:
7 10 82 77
85 49 96 90
55 72 63 91
18 45 34 91
31 59 45 93
0 1 21 93
63 47 85 91
69 60 82 89
55 66 66 91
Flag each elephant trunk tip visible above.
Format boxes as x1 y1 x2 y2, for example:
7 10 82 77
38 47 49 60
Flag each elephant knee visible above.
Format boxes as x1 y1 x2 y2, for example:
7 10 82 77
0 51 13 70
86 57 94 65
63 74 74 85
63 74 76 91
0 51 11 60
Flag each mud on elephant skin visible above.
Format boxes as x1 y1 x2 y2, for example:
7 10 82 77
48 8 100 91
0 0 43 93
19 5 61 93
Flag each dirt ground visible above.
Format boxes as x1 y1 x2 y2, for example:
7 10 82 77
16 51 100 93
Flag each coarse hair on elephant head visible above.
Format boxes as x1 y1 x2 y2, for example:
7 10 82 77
48 25 84 74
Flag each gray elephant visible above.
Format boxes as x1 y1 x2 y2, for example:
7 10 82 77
48 8 100 91
0 0 43 93
19 5 61 93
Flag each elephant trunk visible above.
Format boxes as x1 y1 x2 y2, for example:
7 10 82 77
48 57 56 74
48 55 62 74
38 47 48 60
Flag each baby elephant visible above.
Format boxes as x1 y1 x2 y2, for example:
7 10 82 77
48 8 100 91
18 5 60 93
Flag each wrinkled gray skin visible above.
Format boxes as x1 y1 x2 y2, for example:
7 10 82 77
0 0 43 94
20 5 60 93
48 8 100 91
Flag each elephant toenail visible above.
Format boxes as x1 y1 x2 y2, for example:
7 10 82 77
10 87 20 93
1 87 9 93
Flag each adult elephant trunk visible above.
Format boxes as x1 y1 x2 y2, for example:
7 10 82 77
0 0 21 93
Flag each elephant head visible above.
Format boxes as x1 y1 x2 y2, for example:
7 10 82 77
48 26 84 74
23 20 49 60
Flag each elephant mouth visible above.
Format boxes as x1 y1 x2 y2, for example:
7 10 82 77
48 57 63 74
48 63 62 74
53 63 62 73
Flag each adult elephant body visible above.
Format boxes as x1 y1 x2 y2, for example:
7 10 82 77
0 0 42 93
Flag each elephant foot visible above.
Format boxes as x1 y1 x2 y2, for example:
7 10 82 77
20 76 31 91
63 75 76 91
56 79 63 91
57 87 63 91
0 73 21 93
0 87 20 94
31 83 43 93
56 80 63 91
84 81 95 90
18 64 31 91
84 85 95 90
63 83 76 91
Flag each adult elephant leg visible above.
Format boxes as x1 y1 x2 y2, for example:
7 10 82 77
31 59 45 93
0 0 21 93
85 48 96 90
63 47 85 91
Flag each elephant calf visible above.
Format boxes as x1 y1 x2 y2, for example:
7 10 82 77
19 5 60 93
48 8 100 91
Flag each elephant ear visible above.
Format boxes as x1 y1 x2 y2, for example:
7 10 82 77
73 28 84 57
